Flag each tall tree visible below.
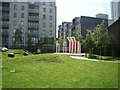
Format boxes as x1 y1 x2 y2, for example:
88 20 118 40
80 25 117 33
13 26 23 47
84 29 94 58
93 20 110 56
27 35 33 47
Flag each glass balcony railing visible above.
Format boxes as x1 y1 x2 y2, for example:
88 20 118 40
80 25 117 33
28 24 39 29
28 16 39 21
2 7 10 11
2 15 9 19
27 32 39 36
28 9 39 13
2 23 9 27
2 31 9 35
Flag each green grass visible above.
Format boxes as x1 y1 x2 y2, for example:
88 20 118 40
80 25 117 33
2 50 119 88
84 53 120 61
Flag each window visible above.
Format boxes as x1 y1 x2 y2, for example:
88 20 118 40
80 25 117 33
49 16 52 20
42 30 45 35
49 8 53 13
21 6 24 10
49 23 52 28
21 13 24 18
49 30 52 36
14 13 17 18
43 22 46 27
43 15 46 20
49 2 52 6
13 21 17 26
43 8 46 12
14 5 17 10
42 2 46 5
21 21 24 26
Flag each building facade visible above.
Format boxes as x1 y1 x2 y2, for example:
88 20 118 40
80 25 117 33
0 1 56 48
111 0 120 21
108 17 120 57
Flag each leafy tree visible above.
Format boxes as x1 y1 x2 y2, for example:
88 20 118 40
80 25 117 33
84 29 94 58
58 37 64 46
49 37 56 45
93 20 110 56
43 36 49 44
27 35 33 46
13 26 23 47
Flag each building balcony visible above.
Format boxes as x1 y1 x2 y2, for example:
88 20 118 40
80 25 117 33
28 9 39 13
2 31 9 35
2 23 9 27
28 24 39 29
28 16 39 21
27 32 39 37
2 7 10 11
2 15 9 19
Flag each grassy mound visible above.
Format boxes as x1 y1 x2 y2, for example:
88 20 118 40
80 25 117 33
2 50 119 88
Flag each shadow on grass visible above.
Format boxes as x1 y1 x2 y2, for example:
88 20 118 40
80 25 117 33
85 54 120 61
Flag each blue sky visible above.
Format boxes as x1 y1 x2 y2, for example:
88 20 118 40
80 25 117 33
56 0 112 26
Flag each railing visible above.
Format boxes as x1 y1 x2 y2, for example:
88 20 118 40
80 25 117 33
2 7 10 11
28 24 39 29
2 15 9 19
28 9 39 13
2 23 9 27
28 16 39 21
27 32 39 36
2 31 9 35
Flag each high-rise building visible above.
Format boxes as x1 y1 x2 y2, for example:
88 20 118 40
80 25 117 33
111 0 120 21
0 1 56 48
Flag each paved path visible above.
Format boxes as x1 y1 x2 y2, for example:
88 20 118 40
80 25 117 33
54 53 120 63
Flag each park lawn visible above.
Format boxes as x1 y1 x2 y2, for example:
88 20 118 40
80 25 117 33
2 50 119 88
84 53 120 61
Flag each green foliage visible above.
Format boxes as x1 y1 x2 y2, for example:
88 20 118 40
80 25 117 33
27 35 33 46
2 50 118 88
58 37 64 46
43 36 49 44
93 20 110 47
13 26 23 44
72 32 84 45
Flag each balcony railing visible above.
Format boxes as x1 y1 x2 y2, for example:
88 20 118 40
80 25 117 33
2 15 9 19
2 23 9 27
2 31 9 35
27 32 39 36
28 24 39 29
2 7 10 11
28 16 39 21
28 9 39 13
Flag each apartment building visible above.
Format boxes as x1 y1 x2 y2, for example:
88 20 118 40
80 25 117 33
111 0 120 21
58 22 71 39
0 1 56 48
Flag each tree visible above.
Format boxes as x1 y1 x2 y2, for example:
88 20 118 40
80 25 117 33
93 20 110 56
43 36 49 44
13 26 23 47
27 35 33 46
49 37 56 45
84 29 94 58
58 37 64 46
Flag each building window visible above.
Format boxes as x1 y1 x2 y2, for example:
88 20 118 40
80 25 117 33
49 2 53 6
49 8 53 13
49 30 52 36
43 8 46 12
43 22 46 27
49 16 52 20
42 30 45 35
13 21 17 26
14 13 17 18
14 5 17 10
42 2 46 5
43 15 46 20
21 13 24 18
49 23 52 28
21 21 24 26
21 6 24 10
